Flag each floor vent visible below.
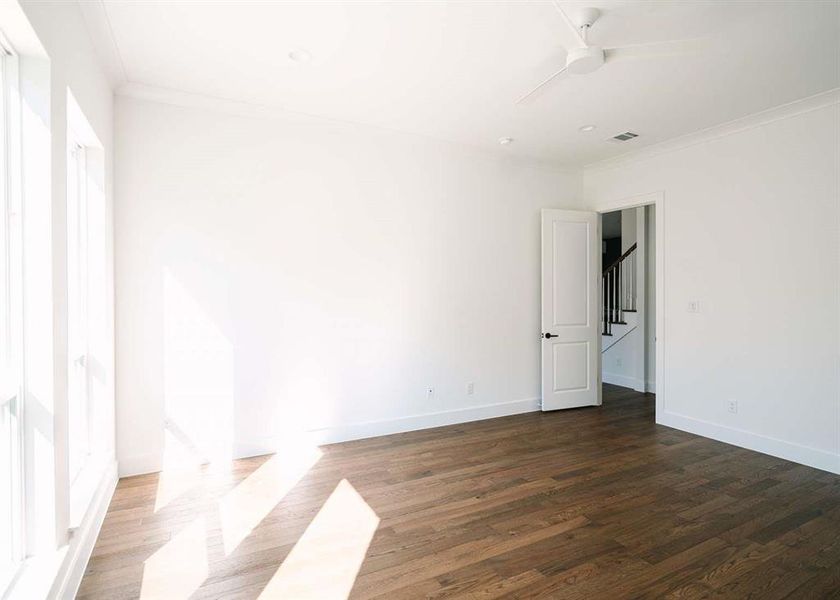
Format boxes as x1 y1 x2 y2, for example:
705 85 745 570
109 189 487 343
610 131 639 142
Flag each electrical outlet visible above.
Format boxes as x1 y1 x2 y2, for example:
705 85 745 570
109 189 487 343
687 300 701 313
616 357 623 367
426 387 435 401
466 382 474 395
727 399 738 414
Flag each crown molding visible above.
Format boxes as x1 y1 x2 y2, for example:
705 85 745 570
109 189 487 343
77 0 128 88
585 88 840 173
116 81 579 175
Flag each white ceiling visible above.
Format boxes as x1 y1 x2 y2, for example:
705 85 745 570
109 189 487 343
82 0 840 166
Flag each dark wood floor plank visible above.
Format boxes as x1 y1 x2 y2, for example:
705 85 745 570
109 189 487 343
78 385 840 599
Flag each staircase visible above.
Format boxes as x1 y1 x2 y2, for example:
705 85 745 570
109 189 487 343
602 242 637 352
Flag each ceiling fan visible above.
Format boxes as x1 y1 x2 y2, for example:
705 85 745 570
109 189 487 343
516 2 705 104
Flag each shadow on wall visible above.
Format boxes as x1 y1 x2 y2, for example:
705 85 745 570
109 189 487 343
146 195 494 467
159 261 343 464
163 268 235 464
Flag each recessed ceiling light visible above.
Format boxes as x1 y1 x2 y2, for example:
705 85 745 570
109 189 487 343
498 137 514 145
288 49 312 63
579 124 596 132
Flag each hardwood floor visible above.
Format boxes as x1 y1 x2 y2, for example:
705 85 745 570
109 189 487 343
79 385 840 599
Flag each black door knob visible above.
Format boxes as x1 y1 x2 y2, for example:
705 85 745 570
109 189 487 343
543 333 558 339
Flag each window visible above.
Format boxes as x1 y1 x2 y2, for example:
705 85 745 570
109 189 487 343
66 90 105 517
67 140 89 483
0 39 23 587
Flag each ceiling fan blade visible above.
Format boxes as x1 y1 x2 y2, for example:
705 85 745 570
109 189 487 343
516 66 568 105
552 0 587 48
604 38 708 62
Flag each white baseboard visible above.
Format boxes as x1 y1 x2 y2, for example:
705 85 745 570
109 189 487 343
602 373 656 394
305 397 541 446
118 451 162 478
118 397 542 477
602 372 644 390
658 411 840 475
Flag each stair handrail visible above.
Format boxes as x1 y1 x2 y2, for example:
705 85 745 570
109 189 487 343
603 242 637 274
602 243 638 336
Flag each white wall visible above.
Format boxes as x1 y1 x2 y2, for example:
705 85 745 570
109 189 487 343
3 1 116 598
602 321 643 390
115 95 581 476
585 96 840 474
620 207 636 253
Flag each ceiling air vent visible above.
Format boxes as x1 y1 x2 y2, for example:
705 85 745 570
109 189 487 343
610 131 639 142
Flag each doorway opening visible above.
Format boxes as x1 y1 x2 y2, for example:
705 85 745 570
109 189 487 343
599 204 656 407
540 196 662 418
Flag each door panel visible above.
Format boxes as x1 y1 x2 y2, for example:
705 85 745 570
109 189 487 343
549 221 589 327
550 342 589 392
541 209 600 410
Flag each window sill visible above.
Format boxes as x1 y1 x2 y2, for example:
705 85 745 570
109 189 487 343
1 546 67 600
69 455 109 530
0 563 23 600
4 459 117 600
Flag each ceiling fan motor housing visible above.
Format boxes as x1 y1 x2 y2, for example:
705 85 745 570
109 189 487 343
575 7 601 29
566 46 605 74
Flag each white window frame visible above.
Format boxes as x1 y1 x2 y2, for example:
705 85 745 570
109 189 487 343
65 90 105 525
66 138 90 486
0 33 25 593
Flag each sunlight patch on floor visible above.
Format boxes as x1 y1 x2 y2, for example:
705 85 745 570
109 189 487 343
139 516 207 600
219 445 322 556
257 479 379 600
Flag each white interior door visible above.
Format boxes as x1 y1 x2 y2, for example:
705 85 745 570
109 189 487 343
541 209 600 410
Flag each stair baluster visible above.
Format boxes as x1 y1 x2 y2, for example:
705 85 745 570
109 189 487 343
602 243 637 335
